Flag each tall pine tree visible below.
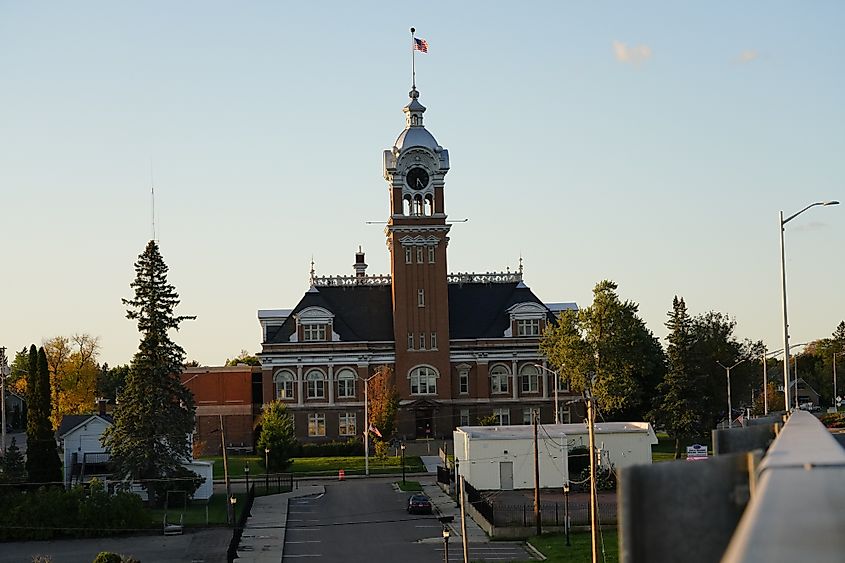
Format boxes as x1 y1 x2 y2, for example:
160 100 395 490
653 297 710 458
25 345 62 484
103 240 197 497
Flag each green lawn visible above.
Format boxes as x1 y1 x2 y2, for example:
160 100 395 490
652 433 714 463
652 433 677 463
526 530 618 563
201 454 425 479
146 492 247 527
397 480 423 492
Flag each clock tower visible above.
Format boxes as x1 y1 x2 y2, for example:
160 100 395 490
383 86 452 404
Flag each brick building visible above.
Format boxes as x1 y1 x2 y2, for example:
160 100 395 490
258 85 578 443
181 365 261 455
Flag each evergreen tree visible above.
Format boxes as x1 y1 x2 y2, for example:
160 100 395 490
25 345 40 443
257 401 298 471
25 346 61 484
653 297 710 458
103 240 197 499
0 437 26 483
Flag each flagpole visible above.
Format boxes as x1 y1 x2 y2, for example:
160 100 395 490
410 27 416 89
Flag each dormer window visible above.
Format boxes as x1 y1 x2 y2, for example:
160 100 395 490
505 302 549 338
293 307 338 343
516 319 541 337
303 324 327 341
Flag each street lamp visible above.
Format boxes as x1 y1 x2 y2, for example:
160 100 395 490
264 447 270 492
563 481 571 547
439 515 454 563
717 359 747 428
534 364 561 424
779 200 839 411
400 442 406 485
361 372 380 476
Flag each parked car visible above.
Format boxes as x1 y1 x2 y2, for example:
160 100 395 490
407 494 432 515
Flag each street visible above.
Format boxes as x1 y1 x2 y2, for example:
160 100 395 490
283 478 534 562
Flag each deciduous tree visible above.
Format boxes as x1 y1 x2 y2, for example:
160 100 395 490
541 280 665 419
256 401 298 471
103 240 197 500
224 350 260 367
368 365 399 440
44 334 100 428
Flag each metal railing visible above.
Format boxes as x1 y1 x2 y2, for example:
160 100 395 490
721 411 845 563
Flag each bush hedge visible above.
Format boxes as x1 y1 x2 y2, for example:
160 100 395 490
0 479 148 541
296 439 363 457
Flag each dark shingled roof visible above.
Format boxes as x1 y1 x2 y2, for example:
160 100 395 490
267 281 554 344
58 414 113 437
267 285 394 343
448 282 554 339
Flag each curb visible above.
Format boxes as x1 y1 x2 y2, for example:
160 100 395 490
523 540 548 561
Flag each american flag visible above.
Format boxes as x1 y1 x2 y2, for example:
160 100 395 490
414 38 429 53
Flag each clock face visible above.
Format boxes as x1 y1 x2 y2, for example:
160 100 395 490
406 167 430 190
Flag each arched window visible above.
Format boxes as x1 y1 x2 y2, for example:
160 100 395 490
336 369 356 399
410 366 438 395
413 195 423 216
520 364 539 393
305 369 325 399
403 195 412 216
490 364 510 394
424 194 433 216
273 370 295 400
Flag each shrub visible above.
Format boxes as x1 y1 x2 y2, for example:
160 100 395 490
0 481 147 541
93 553 122 563
820 412 845 428
297 439 363 457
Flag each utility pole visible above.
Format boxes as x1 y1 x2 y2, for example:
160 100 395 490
834 352 838 408
364 376 369 476
219 414 234 526
459 471 469 563
0 347 8 456
587 392 599 563
762 349 768 415
533 411 541 536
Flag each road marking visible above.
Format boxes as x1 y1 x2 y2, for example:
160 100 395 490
287 527 320 531
286 541 322 544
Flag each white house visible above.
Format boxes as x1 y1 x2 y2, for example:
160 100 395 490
454 421 657 490
58 413 114 487
57 413 214 501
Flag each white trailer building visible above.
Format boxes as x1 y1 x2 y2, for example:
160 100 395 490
454 422 657 491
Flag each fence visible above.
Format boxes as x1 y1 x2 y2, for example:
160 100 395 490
463 480 616 529
255 472 294 496
436 465 452 486
227 483 255 563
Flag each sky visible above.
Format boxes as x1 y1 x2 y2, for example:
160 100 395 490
1 1 844 367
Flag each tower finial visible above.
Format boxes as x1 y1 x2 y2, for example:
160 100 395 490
518 254 524 277
309 256 316 286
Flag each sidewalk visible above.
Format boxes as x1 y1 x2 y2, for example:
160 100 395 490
421 480 490 544
235 484 325 563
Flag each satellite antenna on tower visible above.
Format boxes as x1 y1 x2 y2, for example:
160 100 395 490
150 160 157 241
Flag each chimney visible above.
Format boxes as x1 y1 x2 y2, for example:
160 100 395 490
354 246 367 279
95 397 108 416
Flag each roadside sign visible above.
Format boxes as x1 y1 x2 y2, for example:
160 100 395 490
686 444 708 462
